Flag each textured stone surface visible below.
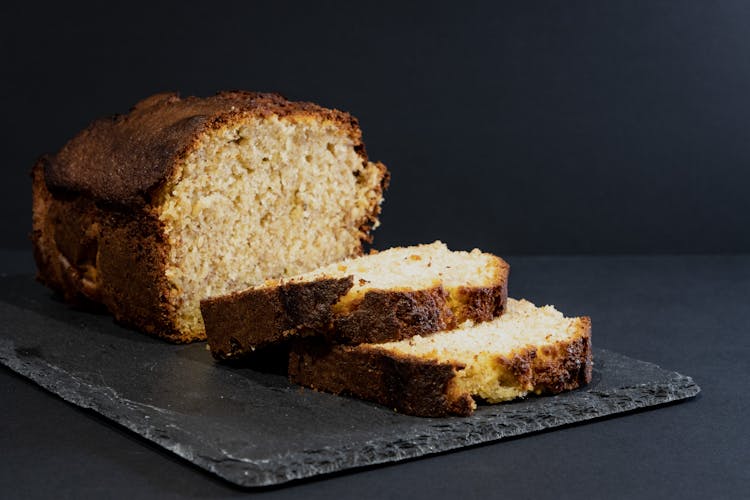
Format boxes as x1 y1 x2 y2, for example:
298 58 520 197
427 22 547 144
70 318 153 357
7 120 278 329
0 276 699 487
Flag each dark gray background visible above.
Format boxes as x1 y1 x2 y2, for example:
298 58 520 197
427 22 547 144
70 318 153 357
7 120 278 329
2 3 749 495
2 1 749 253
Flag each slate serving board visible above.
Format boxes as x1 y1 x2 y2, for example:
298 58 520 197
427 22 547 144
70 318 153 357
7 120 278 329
0 275 700 487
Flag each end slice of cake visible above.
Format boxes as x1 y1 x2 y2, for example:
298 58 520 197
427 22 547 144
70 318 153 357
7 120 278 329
32 91 388 342
289 298 592 417
201 241 509 358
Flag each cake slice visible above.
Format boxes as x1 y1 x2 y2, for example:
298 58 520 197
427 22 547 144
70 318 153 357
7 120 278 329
201 241 509 359
32 91 388 342
289 298 592 417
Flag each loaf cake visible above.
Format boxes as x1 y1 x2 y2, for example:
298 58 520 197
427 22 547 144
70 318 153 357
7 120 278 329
201 241 509 358
289 298 592 417
32 91 389 342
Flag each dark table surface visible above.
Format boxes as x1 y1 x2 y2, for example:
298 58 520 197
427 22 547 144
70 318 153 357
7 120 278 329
1 250 747 499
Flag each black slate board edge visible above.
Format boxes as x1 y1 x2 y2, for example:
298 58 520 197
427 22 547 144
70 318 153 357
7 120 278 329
0 339 700 488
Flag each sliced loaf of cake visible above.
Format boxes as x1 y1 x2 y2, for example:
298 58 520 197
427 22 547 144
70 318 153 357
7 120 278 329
289 298 592 417
32 91 388 342
201 241 509 359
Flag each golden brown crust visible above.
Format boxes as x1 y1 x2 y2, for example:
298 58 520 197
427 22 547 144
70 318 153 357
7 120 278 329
95 210 184 341
289 339 475 417
289 318 593 417
532 317 593 392
44 91 365 207
201 260 509 359
202 279 460 359
32 161 81 302
201 277 355 357
355 161 390 244
332 287 453 344
32 160 187 341
450 257 509 324
490 318 593 395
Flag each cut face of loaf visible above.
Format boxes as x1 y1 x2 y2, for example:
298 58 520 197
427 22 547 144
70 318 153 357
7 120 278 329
32 91 388 342
201 241 509 359
289 299 593 417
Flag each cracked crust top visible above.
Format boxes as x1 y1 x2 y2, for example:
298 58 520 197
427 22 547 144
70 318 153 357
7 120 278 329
42 91 365 207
